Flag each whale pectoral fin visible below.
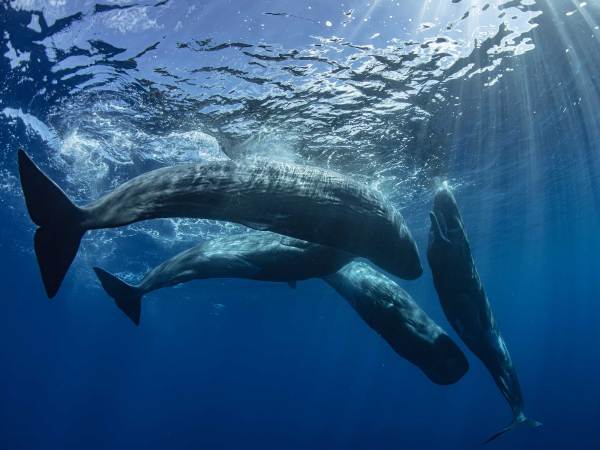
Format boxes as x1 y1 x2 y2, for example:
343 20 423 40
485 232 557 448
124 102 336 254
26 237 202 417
429 211 451 244
287 281 297 289
240 220 271 231
231 258 262 277
483 425 512 444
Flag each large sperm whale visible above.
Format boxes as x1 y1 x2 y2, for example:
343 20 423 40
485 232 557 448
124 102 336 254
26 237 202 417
427 187 540 442
324 261 469 385
93 231 353 325
17 149 422 298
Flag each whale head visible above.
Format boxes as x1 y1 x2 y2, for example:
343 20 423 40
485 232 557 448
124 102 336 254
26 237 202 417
427 187 470 265
421 334 470 385
430 187 462 242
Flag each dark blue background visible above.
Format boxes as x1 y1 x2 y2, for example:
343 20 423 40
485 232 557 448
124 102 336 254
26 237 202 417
2 179 599 450
1 1 600 449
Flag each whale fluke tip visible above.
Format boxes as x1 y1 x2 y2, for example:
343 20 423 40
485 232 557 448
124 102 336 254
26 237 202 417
483 416 542 445
94 267 142 326
18 148 85 298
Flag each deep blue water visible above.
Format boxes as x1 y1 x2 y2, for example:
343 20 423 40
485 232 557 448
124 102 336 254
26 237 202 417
1 1 600 449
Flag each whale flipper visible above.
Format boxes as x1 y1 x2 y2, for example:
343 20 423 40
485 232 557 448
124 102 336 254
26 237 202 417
239 220 271 231
93 267 142 326
428 211 451 245
18 149 85 298
483 415 542 444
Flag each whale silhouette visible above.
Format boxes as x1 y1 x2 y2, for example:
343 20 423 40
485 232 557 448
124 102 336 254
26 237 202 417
93 231 353 325
17 149 422 298
427 187 541 442
324 261 469 386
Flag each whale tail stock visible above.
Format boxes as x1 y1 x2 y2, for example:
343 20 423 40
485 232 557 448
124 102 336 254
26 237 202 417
18 149 86 298
483 414 542 444
93 267 143 326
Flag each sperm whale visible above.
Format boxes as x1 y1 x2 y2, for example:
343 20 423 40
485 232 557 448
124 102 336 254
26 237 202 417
17 149 422 298
96 237 467 385
427 187 540 442
94 231 353 325
324 261 469 385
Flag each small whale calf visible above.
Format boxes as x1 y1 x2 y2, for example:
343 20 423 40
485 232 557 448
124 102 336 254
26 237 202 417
18 149 422 298
94 231 353 325
324 261 469 385
427 187 540 442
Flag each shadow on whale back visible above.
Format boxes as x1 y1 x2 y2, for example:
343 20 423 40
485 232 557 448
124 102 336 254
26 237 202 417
18 149 85 298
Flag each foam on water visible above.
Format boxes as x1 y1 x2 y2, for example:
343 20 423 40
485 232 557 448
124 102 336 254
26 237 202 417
2 0 599 253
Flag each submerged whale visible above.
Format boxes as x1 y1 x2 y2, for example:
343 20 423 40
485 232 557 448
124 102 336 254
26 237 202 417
427 187 540 442
17 149 422 298
324 261 469 385
94 231 353 325
96 231 466 385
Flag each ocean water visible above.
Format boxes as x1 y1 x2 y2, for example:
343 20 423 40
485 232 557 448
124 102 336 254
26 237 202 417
1 0 600 449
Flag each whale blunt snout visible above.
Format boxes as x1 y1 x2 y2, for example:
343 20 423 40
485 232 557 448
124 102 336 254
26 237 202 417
393 226 424 280
375 224 424 280
423 334 469 385
405 234 424 279
403 248 424 280
432 188 461 230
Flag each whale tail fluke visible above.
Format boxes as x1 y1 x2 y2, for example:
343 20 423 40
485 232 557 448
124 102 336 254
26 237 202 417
18 149 85 298
483 415 542 444
93 267 143 326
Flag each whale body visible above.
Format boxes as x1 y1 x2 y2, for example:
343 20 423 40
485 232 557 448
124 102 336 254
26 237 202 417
94 231 354 325
17 149 422 298
427 187 540 442
96 237 467 386
324 261 469 385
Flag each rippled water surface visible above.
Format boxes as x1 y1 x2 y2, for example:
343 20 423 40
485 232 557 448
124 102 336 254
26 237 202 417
1 1 600 449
